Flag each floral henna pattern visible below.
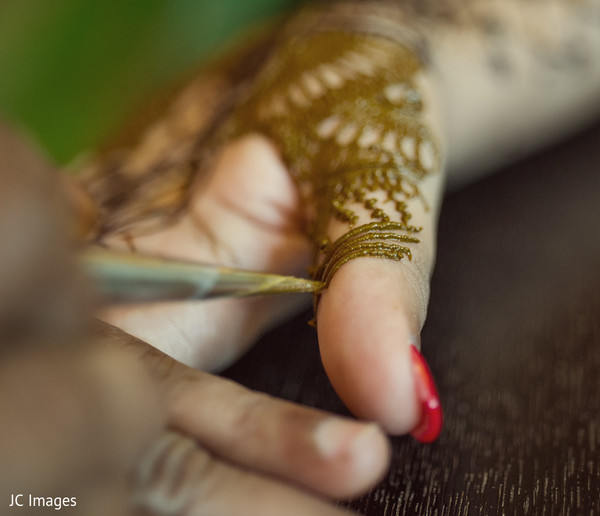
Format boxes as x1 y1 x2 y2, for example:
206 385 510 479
225 30 440 286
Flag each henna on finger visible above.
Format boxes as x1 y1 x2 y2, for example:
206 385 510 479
224 21 442 291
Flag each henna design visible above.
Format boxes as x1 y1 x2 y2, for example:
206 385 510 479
78 0 598 285
225 28 440 286
314 222 421 286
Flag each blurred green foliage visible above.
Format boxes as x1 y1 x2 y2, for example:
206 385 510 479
0 0 297 164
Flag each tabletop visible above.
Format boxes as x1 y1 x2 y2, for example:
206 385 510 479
223 121 600 516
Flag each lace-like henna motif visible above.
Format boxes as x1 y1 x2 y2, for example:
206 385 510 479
225 30 440 287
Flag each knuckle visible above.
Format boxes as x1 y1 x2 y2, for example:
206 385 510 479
229 389 274 439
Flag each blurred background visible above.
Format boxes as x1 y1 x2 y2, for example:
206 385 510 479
0 0 299 165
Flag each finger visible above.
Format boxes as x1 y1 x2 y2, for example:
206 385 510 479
317 169 444 438
100 135 313 370
101 323 390 499
0 346 164 497
133 432 359 516
170 370 389 499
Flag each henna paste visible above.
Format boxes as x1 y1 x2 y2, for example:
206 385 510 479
225 29 440 286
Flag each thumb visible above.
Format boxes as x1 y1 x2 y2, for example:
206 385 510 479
227 27 446 439
317 174 443 438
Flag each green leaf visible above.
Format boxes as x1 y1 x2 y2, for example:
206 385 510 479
0 0 297 163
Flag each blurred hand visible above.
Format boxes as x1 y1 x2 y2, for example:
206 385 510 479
0 123 162 515
0 346 163 516
102 323 390 515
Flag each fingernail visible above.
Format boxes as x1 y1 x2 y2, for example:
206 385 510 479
314 418 379 459
409 344 443 443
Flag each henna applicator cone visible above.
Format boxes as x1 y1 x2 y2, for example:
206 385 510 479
81 247 323 304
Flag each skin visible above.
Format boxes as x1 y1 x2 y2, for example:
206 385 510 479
3 1 600 514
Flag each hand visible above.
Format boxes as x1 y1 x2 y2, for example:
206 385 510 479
2 328 382 516
100 133 443 439
96 0 600 444
100 322 390 515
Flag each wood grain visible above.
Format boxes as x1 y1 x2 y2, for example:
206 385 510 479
223 121 600 515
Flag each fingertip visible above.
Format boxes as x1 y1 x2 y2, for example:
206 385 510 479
316 260 424 436
312 419 391 498
345 423 391 495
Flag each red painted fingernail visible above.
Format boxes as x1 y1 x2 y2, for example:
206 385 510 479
409 345 443 443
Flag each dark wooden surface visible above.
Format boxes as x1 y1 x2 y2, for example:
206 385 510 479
223 121 600 515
